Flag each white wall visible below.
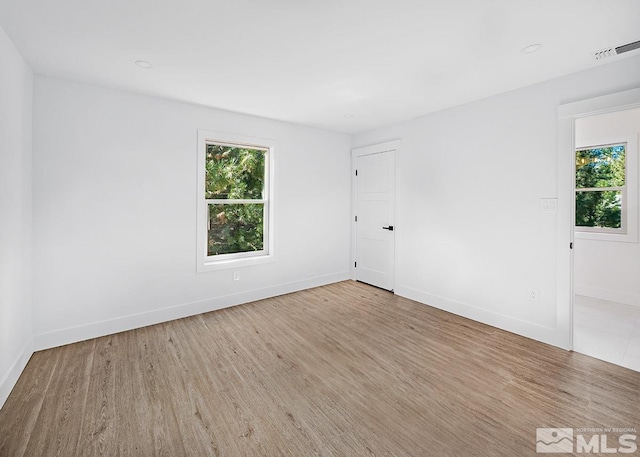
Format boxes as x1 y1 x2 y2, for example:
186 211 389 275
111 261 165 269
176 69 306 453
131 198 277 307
0 27 33 407
574 107 640 307
32 76 351 349
352 55 640 348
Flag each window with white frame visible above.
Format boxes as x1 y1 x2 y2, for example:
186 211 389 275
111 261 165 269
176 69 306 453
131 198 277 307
575 143 626 233
197 131 273 271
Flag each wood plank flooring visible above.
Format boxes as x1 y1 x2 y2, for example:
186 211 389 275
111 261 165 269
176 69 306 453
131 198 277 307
1 280 639 456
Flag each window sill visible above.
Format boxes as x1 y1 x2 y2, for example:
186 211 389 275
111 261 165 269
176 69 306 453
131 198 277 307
575 230 638 243
197 254 276 273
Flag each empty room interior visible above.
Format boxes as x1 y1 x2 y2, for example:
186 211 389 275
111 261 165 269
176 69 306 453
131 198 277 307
1 1 640 455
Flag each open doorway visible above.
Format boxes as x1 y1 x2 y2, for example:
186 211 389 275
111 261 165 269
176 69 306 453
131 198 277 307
556 88 640 360
571 106 640 371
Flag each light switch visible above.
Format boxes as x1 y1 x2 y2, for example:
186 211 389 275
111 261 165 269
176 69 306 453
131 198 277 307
539 198 558 213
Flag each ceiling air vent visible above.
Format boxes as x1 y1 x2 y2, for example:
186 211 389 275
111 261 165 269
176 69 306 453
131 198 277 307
593 39 640 61
593 47 615 61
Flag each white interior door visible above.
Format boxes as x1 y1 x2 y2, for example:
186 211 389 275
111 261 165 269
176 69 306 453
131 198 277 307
355 150 396 291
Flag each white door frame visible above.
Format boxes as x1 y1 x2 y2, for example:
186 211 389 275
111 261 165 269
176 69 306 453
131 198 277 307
557 88 640 350
351 140 401 285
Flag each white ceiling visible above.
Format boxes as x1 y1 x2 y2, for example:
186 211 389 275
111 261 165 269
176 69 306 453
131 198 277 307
1 0 639 133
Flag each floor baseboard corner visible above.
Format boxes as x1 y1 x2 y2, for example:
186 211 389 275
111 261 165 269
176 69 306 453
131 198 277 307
0 339 34 411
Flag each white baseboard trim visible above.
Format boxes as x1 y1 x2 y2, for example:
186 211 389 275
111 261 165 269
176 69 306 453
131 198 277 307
395 285 562 349
34 272 350 352
0 338 34 410
575 284 640 308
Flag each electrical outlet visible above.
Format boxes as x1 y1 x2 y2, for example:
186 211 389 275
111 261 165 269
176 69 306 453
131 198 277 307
528 288 539 302
233 271 240 282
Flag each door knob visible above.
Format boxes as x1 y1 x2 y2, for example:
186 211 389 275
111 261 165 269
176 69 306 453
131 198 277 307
382 226 394 231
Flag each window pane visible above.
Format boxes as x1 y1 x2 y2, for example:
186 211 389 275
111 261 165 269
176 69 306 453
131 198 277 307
575 190 622 228
575 145 625 189
208 204 264 256
205 144 265 199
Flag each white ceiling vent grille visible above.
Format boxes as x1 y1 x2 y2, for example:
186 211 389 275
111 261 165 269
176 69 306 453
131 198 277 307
593 39 640 61
593 47 616 61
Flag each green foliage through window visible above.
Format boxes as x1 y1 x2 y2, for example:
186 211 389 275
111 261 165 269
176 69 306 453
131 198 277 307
575 144 625 229
208 204 264 255
205 143 267 256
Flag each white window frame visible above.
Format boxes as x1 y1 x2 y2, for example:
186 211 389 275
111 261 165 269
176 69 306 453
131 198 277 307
574 134 638 243
197 130 275 272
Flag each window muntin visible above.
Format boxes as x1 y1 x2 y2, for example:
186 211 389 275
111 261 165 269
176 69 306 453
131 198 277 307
204 141 269 260
575 143 626 232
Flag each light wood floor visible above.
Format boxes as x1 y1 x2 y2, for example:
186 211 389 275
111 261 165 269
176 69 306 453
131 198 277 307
1 281 639 456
